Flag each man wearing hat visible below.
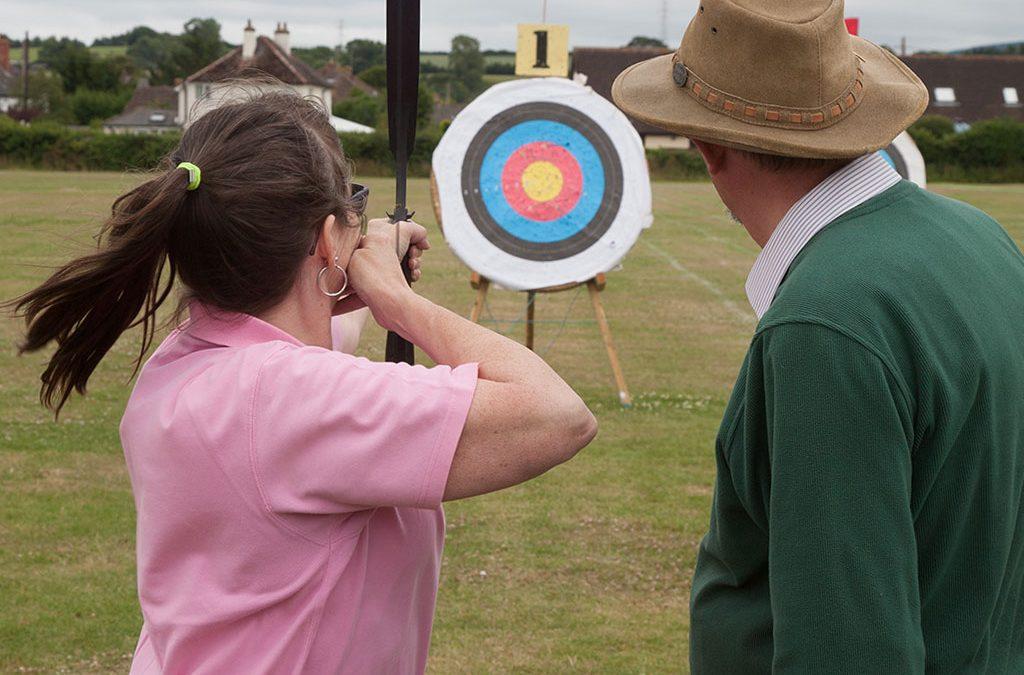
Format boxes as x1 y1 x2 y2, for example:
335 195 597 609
614 0 1024 672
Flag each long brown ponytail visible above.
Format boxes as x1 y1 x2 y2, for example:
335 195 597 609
7 90 356 413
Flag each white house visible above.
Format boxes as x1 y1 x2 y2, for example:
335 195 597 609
0 36 23 113
176 21 337 128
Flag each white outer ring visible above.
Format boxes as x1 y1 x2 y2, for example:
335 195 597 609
432 78 653 291
890 130 927 189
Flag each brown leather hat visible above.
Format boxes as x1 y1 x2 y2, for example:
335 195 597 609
611 0 928 158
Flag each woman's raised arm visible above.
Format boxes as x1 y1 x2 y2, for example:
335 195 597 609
347 219 598 501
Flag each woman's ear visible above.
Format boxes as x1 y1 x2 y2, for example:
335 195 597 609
314 214 338 261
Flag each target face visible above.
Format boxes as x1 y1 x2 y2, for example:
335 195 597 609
434 78 652 290
463 101 623 261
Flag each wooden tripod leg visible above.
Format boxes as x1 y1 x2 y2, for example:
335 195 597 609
470 276 489 323
587 279 632 407
525 291 536 351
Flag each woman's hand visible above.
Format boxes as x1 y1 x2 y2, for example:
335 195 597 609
334 218 429 328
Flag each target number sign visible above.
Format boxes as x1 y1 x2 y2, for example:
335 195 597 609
433 78 652 290
515 24 570 77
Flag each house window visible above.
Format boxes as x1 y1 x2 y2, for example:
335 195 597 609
933 87 957 105
1004 87 1021 106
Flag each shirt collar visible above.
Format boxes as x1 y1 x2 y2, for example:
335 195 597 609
182 300 304 349
744 152 901 319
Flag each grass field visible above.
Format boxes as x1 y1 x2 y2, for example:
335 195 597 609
421 53 516 69
2 171 1023 672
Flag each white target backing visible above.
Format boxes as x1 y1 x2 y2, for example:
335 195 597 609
433 78 653 290
879 131 927 188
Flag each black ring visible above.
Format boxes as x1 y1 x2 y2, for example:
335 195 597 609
460 102 624 262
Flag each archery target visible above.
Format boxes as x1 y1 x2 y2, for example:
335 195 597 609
878 131 927 189
433 78 652 290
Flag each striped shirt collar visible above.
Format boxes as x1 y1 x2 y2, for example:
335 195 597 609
744 152 902 319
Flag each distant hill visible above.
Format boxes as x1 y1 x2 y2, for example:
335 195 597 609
952 41 1024 55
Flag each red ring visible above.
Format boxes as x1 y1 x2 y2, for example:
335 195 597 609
501 142 583 222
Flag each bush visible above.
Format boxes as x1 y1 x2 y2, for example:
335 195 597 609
67 88 132 125
3 115 1021 184
0 118 179 170
912 114 955 140
484 62 515 75
645 148 709 181
333 92 383 129
907 116 1024 181
950 118 1024 167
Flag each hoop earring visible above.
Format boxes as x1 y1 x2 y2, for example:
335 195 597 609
317 256 349 298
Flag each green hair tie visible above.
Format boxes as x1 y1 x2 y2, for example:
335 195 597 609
176 162 202 191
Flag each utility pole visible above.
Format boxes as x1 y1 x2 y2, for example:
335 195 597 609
21 31 29 115
661 0 669 45
337 20 345 62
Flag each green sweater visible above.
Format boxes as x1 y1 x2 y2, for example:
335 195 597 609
690 181 1024 673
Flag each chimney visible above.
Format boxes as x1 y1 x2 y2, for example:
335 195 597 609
242 20 257 60
0 36 10 73
274 22 291 55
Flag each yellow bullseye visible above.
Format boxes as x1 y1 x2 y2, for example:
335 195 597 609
521 161 564 202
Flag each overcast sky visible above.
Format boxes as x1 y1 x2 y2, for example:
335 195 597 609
4 0 1021 54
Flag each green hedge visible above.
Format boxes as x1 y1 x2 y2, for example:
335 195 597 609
4 114 1021 183
907 116 1024 183
0 118 706 180
0 117 179 170
0 118 442 176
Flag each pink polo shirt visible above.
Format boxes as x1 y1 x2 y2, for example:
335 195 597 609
121 302 477 674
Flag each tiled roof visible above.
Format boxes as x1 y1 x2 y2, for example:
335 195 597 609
185 36 329 88
104 107 178 128
900 54 1024 123
317 61 378 99
124 85 177 112
571 47 673 136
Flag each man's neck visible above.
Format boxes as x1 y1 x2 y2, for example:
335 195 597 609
731 166 844 248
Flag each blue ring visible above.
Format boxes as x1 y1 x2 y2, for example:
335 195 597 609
478 120 605 243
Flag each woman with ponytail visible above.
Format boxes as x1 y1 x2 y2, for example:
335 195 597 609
9 91 596 673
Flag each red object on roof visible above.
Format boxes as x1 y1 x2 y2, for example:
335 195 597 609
845 18 859 36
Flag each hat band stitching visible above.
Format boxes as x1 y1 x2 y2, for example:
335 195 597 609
675 59 865 131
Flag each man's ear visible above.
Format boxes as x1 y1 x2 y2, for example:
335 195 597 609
314 214 337 261
691 139 728 176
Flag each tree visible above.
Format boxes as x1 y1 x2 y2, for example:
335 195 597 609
26 69 67 119
346 39 385 74
178 18 225 77
449 35 484 95
38 38 94 93
128 33 187 85
126 18 226 85
87 54 135 91
358 64 387 89
333 90 383 128
92 26 159 47
417 85 434 129
67 88 131 125
293 46 337 70
626 36 668 48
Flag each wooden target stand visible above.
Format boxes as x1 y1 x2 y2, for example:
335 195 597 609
431 174 632 407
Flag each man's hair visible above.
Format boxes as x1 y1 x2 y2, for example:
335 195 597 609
738 150 851 175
